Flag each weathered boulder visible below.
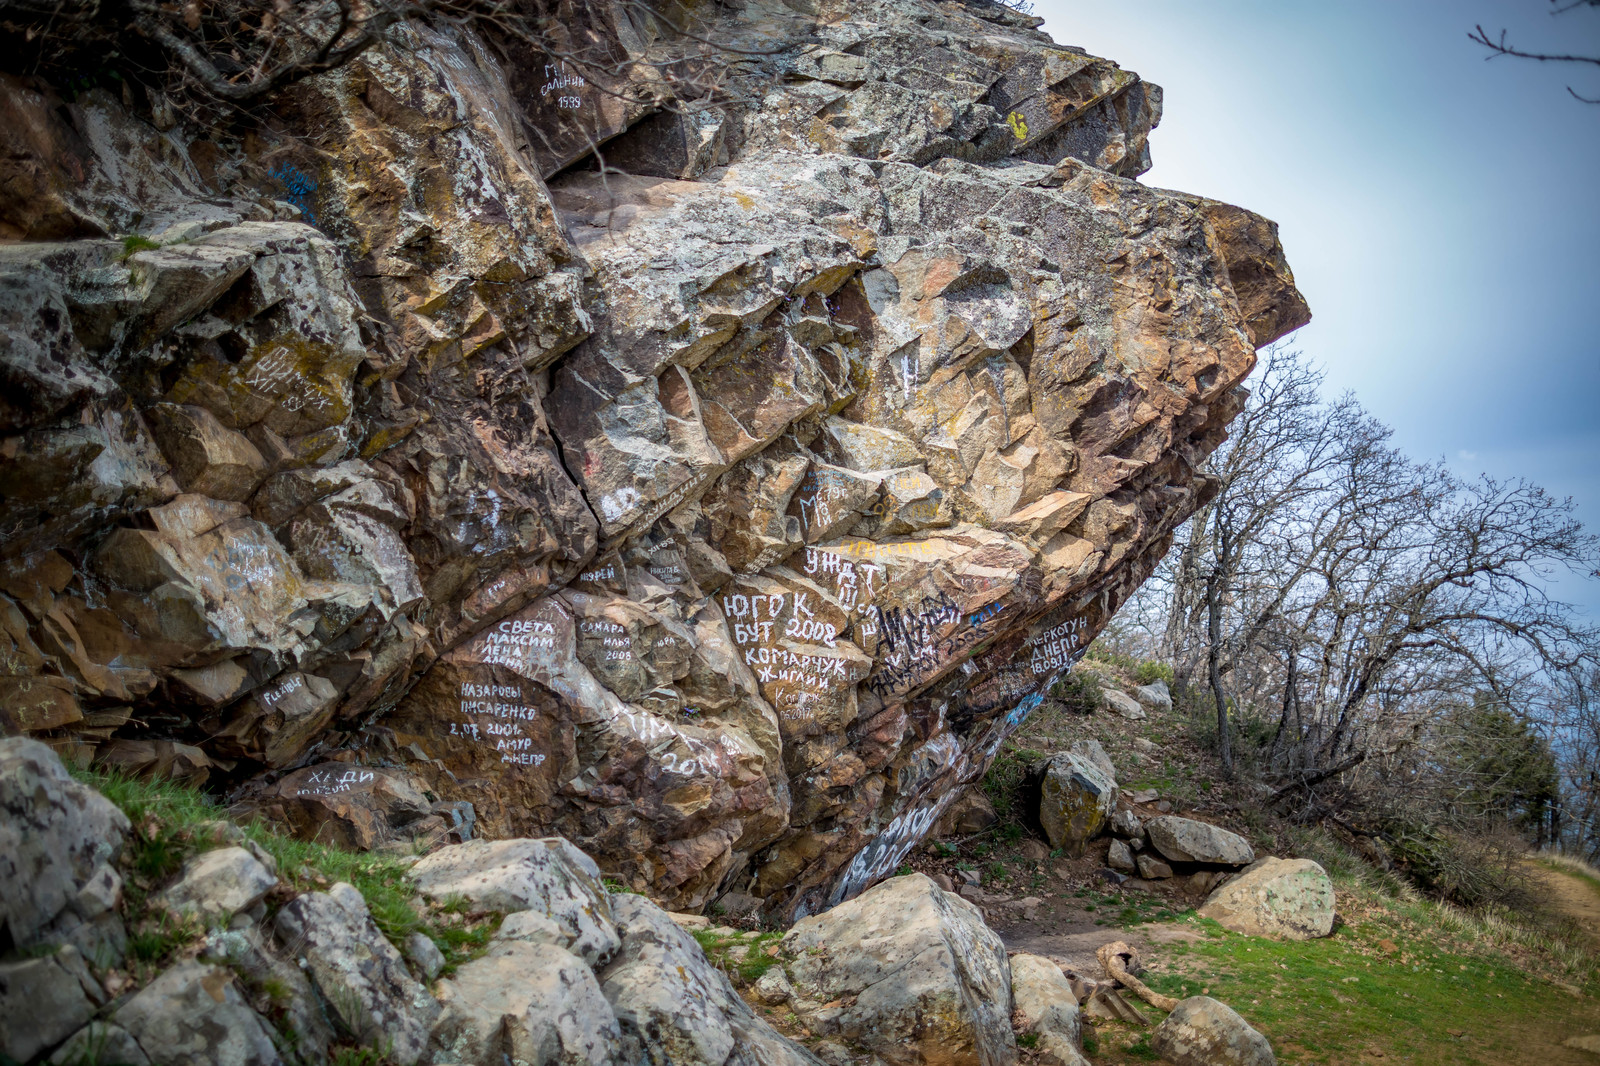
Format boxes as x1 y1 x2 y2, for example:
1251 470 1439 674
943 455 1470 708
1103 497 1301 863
1198 858 1335 940
781 872 1014 1066
1040 751 1116 856
154 846 277 924
0 738 129 961
0 945 105 1063
1009 953 1090 1066
1108 838 1137 873
1133 681 1173 711
273 884 438 1065
431 940 623 1066
1150 996 1276 1066
600 892 823 1066
1101 690 1148 720
1147 817 1256 866
114 961 283 1066
407 838 619 967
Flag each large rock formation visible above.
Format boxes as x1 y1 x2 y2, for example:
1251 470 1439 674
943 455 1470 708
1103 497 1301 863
0 0 1306 919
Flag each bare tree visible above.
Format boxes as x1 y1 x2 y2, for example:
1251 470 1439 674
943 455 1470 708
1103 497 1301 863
1469 0 1600 104
1140 348 1600 840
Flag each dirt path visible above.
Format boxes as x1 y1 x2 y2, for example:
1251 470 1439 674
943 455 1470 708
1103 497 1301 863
1530 861 1600 951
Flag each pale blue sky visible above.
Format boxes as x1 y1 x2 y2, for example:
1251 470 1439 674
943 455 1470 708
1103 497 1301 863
1036 0 1600 613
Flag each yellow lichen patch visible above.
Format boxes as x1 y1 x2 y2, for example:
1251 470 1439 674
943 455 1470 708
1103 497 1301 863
1007 111 1030 140
167 333 359 437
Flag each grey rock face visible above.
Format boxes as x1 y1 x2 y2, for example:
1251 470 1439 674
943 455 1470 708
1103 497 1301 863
1146 816 1256 866
1107 838 1136 873
0 739 129 966
0 945 105 1063
600 893 822 1066
114 961 283 1066
431 941 622 1066
781 872 1014 1066
1151 996 1276 1066
273 884 438 1065
407 838 620 967
154 846 278 924
1039 751 1117 856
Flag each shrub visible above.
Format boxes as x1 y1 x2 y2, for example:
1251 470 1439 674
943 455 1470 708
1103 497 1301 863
1051 673 1102 715
1134 661 1174 686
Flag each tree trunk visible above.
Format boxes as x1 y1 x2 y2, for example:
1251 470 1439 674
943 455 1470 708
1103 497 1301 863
1207 572 1233 778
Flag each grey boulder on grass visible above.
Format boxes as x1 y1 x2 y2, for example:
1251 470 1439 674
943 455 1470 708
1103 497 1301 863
1152 996 1276 1066
1198 857 1336 940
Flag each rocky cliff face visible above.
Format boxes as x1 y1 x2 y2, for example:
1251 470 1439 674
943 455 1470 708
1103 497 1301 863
0 0 1306 920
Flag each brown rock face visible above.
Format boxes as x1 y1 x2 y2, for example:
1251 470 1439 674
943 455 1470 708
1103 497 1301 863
0 0 1305 918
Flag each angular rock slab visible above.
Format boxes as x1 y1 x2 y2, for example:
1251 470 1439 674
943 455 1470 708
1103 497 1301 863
407 837 620 967
1009 953 1090 1066
1040 751 1116 856
154 846 277 924
0 737 129 958
1133 681 1172 711
600 893 823 1066
781 872 1014 1066
431 940 622 1066
274 884 438 1065
1101 689 1147 720
1151 996 1276 1066
1068 739 1116 786
1198 857 1335 940
114 961 283 1066
1146 816 1255 866
0 945 104 1063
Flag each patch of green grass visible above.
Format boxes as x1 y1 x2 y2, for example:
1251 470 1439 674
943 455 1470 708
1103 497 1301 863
1144 914 1600 1063
328 1045 388 1066
126 914 201 966
118 234 161 260
1081 1032 1100 1055
73 767 426 945
1124 1034 1160 1060
692 929 785 986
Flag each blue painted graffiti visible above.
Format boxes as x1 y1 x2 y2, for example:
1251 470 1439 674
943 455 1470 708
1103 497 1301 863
270 162 320 227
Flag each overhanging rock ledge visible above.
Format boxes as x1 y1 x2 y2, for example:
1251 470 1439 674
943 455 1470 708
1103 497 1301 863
0 0 1307 921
